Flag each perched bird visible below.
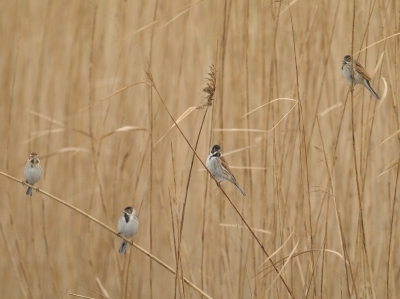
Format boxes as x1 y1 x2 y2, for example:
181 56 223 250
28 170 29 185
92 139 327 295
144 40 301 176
341 54 380 100
24 153 42 196
206 144 246 196
117 206 139 254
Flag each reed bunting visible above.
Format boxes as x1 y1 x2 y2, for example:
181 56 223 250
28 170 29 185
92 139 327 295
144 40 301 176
117 206 139 254
206 144 246 196
341 55 380 100
23 153 42 196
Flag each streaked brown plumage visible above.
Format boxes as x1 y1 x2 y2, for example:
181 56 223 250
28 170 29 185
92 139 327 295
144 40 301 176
341 55 380 100
206 144 246 196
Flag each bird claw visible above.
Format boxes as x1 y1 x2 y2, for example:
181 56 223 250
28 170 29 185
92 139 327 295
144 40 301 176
35 187 40 192
22 181 26 186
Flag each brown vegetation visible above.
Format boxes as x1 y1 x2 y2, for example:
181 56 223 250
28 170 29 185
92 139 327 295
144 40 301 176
0 0 398 298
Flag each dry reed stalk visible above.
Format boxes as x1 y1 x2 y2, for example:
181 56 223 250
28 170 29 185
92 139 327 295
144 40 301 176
241 20 252 295
0 216 30 299
74 282 110 299
0 171 213 299
306 0 341 151
3 1 399 297
168 188 184 299
169 142 185 299
145 67 296 298
385 15 400 297
68 294 95 299
4 41 31 299
349 1 376 298
175 65 215 298
147 61 155 299
285 2 316 296
4 35 32 299
317 116 331 295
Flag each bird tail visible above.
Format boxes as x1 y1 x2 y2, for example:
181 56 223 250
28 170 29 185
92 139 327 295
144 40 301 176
234 183 246 196
119 240 127 254
26 187 32 196
364 80 380 100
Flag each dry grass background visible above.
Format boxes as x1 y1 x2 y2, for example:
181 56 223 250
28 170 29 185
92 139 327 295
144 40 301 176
0 0 399 298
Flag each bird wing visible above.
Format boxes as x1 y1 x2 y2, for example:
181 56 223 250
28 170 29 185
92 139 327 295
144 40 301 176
220 156 236 181
354 59 372 81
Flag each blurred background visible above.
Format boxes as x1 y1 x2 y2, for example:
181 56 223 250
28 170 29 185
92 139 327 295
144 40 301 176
0 0 398 298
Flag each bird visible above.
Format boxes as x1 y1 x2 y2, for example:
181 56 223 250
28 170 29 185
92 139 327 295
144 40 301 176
341 54 380 100
206 144 246 196
23 153 42 196
117 206 139 254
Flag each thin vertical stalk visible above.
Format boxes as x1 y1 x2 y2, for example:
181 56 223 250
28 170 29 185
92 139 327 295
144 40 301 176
148 78 154 299
350 1 375 298
386 3 400 297
287 3 315 296
241 0 252 297
316 117 332 298
145 74 295 299
218 2 232 294
147 1 159 298
176 107 209 298
4 35 29 299
263 2 281 296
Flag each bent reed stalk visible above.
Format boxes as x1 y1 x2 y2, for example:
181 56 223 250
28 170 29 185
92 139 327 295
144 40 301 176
0 170 212 299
